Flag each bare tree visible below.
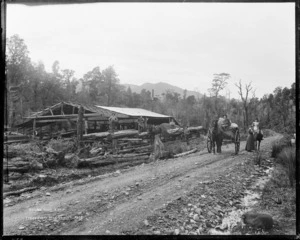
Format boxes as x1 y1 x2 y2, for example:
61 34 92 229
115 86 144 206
235 79 253 132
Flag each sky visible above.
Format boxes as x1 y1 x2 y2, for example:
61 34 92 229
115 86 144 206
7 2 295 99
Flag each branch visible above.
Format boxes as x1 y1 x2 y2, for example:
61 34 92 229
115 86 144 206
234 79 245 103
245 81 253 102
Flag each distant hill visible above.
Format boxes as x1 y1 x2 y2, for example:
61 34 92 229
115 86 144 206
123 82 203 99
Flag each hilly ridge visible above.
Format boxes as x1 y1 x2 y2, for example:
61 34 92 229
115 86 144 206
123 82 203 98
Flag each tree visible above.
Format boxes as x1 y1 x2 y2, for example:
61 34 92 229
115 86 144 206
140 89 152 109
79 66 103 104
101 66 120 106
6 35 32 127
125 87 134 107
61 69 78 101
235 79 253 132
208 73 230 114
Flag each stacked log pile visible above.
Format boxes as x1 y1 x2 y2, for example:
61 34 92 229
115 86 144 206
3 154 43 178
78 152 150 168
77 130 154 168
3 126 204 174
4 132 30 144
3 144 66 178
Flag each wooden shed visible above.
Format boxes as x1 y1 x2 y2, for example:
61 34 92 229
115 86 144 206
16 102 177 138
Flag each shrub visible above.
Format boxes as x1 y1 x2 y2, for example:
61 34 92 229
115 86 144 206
277 147 296 187
271 135 291 158
46 138 75 153
271 142 284 158
263 129 276 138
8 142 42 155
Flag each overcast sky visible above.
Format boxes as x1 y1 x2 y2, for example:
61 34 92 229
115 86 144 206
7 2 295 99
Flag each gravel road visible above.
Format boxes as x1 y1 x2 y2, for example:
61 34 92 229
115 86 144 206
4 134 281 235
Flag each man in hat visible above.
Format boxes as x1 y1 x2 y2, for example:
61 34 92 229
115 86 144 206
109 113 118 133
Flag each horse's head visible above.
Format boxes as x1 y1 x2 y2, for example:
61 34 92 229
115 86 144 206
211 120 218 130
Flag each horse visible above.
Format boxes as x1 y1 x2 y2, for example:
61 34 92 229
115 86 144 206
253 129 263 151
210 119 220 154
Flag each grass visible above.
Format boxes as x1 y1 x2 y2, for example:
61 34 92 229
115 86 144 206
276 147 296 187
267 166 290 188
271 135 291 158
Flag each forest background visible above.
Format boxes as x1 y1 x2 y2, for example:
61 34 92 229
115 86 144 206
5 35 296 134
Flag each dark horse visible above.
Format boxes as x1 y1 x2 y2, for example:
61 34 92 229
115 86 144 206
253 130 263 151
211 119 223 154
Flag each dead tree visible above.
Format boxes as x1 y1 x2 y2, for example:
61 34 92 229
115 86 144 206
235 80 253 132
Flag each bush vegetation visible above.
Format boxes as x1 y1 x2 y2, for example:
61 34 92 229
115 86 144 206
270 135 295 187
46 138 76 153
271 135 291 158
276 147 296 187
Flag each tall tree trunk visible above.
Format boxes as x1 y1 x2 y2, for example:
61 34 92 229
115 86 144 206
77 105 84 148
107 80 112 106
245 107 248 129
9 95 14 128
243 111 246 133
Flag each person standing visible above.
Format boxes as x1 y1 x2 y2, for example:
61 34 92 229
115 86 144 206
222 114 231 131
137 116 145 133
252 118 260 133
245 125 255 152
109 113 118 133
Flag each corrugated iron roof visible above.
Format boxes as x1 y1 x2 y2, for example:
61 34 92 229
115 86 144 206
96 106 171 118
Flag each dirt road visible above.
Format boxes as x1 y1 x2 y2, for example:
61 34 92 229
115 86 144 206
4 134 281 235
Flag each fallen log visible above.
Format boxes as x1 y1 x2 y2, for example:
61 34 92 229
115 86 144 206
11 161 30 167
118 138 143 142
187 126 204 131
117 148 134 154
139 132 149 137
4 139 30 144
112 152 150 158
4 151 22 159
4 134 30 141
83 132 111 139
4 186 38 198
9 157 28 162
173 148 197 158
110 130 139 139
79 155 108 162
78 154 150 168
3 166 29 173
122 144 149 149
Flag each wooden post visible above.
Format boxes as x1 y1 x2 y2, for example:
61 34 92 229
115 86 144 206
84 120 88 135
112 139 117 154
77 105 84 148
